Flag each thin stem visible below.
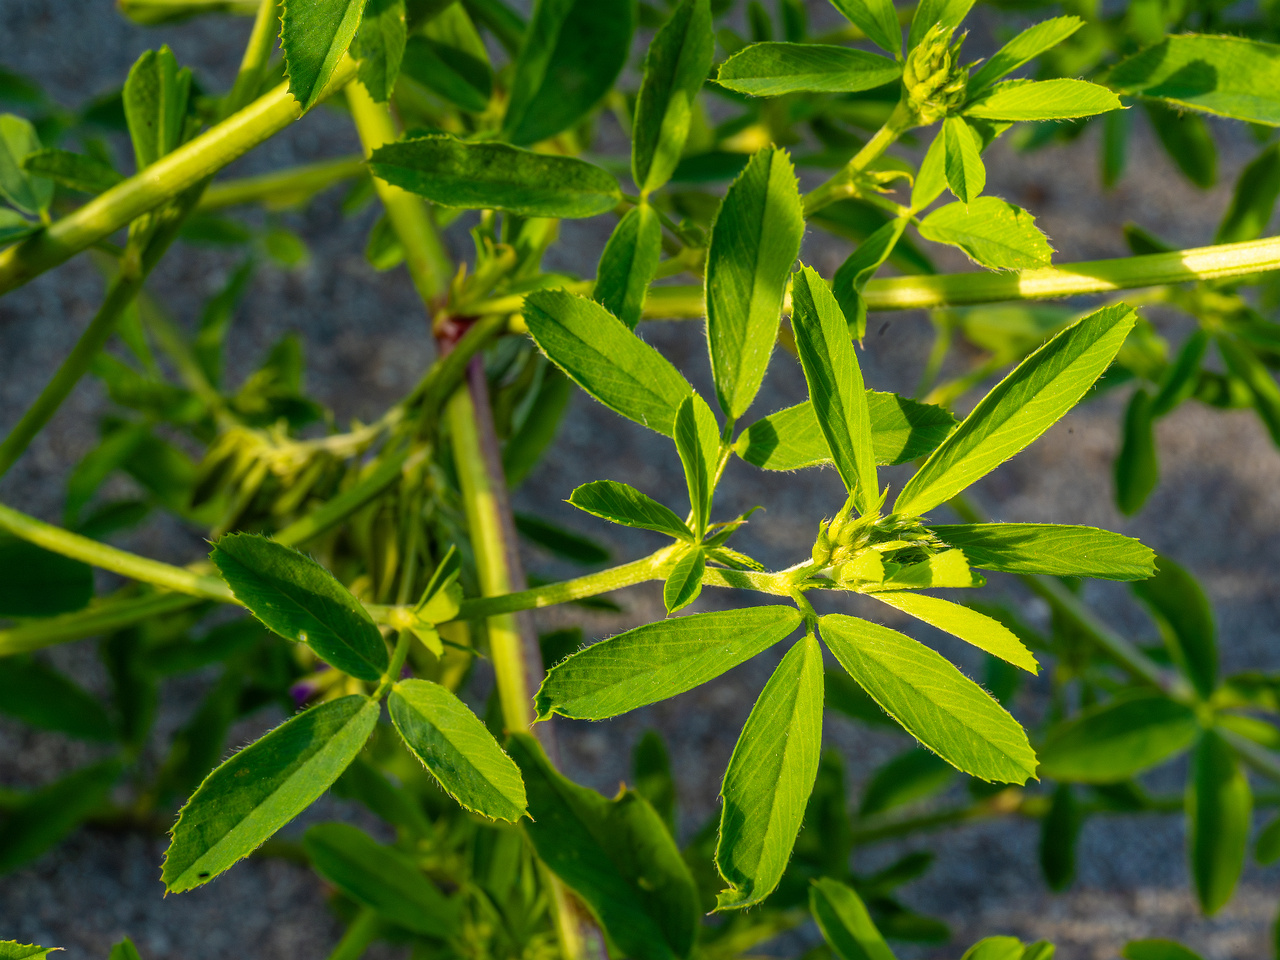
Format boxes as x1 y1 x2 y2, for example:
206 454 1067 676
326 909 380 960
1219 726 1280 785
222 0 280 120
197 156 365 212
0 592 202 657
375 629 413 699
803 100 914 217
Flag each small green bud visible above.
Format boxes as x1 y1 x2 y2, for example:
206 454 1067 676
812 523 833 567
903 24 969 125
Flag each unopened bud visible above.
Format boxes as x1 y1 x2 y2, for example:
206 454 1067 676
903 24 969 124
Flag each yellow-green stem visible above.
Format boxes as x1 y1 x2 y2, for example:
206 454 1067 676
197 156 366 211
803 100 914 217
222 0 280 120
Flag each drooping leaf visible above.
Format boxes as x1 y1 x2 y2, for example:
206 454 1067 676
369 136 621 218
0 657 113 742
0 760 122 874
963 79 1121 121
1115 388 1159 516
124 47 193 169
716 43 901 96
1037 693 1197 783
927 523 1155 580
673 392 721 537
523 290 692 435
633 0 714 194
504 365 574 486
282 0 368 110
705 146 804 420
400 35 491 112
1132 555 1217 700
389 679 527 822
968 16 1083 93
911 127 948 213
22 148 123 195
536 605 802 719
633 730 677 832
501 0 636 145
304 822 458 936
1217 143 1280 244
859 748 956 817
1256 816 1280 866
717 632 823 909
568 480 693 540
872 592 1038 674
1109 33 1280 126
163 695 379 892
1188 730 1251 915
507 733 700 960
1217 335 1280 446
907 0 974 52
1039 782 1082 891
211 534 389 681
810 878 897 960
961 938 1025 960
353 0 407 102
917 197 1053 271
0 534 93 617
1122 941 1206 960
894 303 1137 516
1144 101 1216 189
820 614 1037 783
595 203 662 329
791 265 878 514
829 0 901 57
664 546 706 613
514 512 609 565
0 114 52 215
832 218 908 339
942 116 984 204
735 392 957 471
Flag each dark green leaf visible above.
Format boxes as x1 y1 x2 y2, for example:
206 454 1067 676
501 0 636 145
595 203 662 329
968 16 1083 93
0 208 38 246
907 0 973 52
829 0 900 57
211 534 389 681
0 114 52 215
633 730 677 832
859 748 955 817
735 391 957 471
1039 783 1081 891
283 0 367 110
536 605 802 719
163 695 379 892
569 480 692 540
820 614 1037 783
370 136 621 218
1218 335 1280 446
1217 144 1280 244
107 939 141 960
400 36 490 112
633 0 714 194
1255 815 1280 866
503 365 573 486
872 592 1038 673
514 512 609 565
508 733 700 960
964 79 1121 121
833 218 908 339
705 146 804 419
523 290 692 434
123 47 191 170
895 303 1137 516
791 265 879 513
0 534 93 617
353 0 407 102
717 43 901 96
1132 554 1217 700
22 148 122 194
942 116 984 203
1123 941 1205 960
304 822 458 936
663 547 705 613
1144 101 1216 189
810 878 897 960
0 657 113 741
1102 108 1130 189
1151 330 1207 417
825 667 898 729
1188 730 1250 915
928 523 1156 580
717 632 823 909
0 759 122 874
1038 693 1197 783
917 197 1053 271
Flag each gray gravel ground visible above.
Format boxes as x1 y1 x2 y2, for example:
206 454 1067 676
2 2 1280 958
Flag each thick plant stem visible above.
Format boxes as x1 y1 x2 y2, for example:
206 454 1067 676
0 57 358 296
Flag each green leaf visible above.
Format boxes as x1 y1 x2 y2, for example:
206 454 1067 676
107 939 141 960
633 730 677 831
873 549 980 590
674 393 720 536
1115 388 1159 516
0 114 52 216
514 512 609 565
569 480 692 540
1102 109 1130 189
211 533 389 681
632 0 714 194
353 0 407 102
22 148 123 195
282 0 367 110
163 694 379 892
504 365 573 486
968 16 1083 93
523 290 692 434
369 136 621 218
502 0 636 145
961 938 1025 960
1188 729 1251 915
1143 101 1216 189
911 128 948 213
829 0 901 57
810 878 897 960
0 759 122 874
859 748 956 817
0 657 113 741
917 197 1053 271
791 266 879 513
1132 555 1217 701
819 614 1036 783
1109 33 1280 126
705 146 804 419
963 78 1121 121
663 547 705 613
907 0 973 52
0 208 38 246
0 534 93 617
303 822 458 937
872 592 1038 674
716 43 901 96
894 303 1137 516
536 605 802 719
735 392 957 471
1039 782 1082 891
1217 335 1280 446
1217 143 1280 244
1037 693 1197 783
927 523 1156 580
1256 815 1280 866
389 679 527 822
123 46 192 170
1123 941 1205 960
595 203 662 329
400 36 491 112
942 116 984 204
716 632 823 909
507 733 700 960
833 218 908 339
0 943 60 960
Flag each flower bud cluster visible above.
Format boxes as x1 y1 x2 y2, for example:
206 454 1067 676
903 24 969 125
811 507 944 587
